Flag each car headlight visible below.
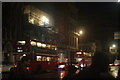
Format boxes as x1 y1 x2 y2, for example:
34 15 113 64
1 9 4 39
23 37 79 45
58 65 65 68
75 65 79 68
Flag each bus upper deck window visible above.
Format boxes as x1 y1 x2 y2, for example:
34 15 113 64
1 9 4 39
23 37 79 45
17 41 26 45
31 41 37 46
36 56 42 61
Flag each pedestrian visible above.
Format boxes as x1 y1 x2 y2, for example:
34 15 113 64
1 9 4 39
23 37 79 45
75 51 116 80
9 56 31 80
62 65 77 80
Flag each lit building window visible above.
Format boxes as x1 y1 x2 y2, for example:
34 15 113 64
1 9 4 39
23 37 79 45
77 58 82 61
17 41 26 45
29 18 34 24
23 54 26 56
24 6 54 27
31 41 36 46
83 52 86 54
38 20 43 26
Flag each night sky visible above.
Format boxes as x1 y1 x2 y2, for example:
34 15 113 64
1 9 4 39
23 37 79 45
75 2 119 41
31 2 120 41
3 2 120 42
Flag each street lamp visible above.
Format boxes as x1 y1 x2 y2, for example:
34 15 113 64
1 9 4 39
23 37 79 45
109 44 118 54
74 30 83 50
112 44 116 48
79 30 83 35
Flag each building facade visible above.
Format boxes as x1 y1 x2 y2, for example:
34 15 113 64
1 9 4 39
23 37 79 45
2 2 79 64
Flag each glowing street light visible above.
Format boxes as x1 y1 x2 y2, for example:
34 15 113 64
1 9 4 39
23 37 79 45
79 30 83 35
41 16 49 25
74 30 84 50
112 44 116 48
74 30 83 37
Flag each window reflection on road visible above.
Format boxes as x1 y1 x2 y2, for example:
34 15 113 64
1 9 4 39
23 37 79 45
59 70 67 79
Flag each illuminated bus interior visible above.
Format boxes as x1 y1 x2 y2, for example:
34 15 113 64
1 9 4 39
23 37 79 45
36 56 57 61
17 40 57 50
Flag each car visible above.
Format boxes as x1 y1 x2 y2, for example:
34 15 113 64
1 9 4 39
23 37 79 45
1 62 14 73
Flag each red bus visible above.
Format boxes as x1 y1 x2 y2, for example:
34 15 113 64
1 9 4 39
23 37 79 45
74 50 92 69
13 40 58 72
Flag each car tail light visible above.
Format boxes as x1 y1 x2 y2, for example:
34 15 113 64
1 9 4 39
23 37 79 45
26 67 30 70
14 64 17 67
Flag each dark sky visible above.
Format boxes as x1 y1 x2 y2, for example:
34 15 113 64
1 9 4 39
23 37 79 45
23 2 119 41
75 2 119 41
3 2 119 42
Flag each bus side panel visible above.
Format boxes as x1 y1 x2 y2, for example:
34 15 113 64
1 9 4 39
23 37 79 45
47 61 58 71
29 61 58 72
29 61 48 72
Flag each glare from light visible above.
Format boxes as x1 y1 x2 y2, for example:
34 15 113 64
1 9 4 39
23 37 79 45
76 52 82 54
60 72 63 78
58 65 65 68
118 0 120 2
75 65 79 68
23 54 26 56
76 70 80 74
79 30 83 35
55 47 57 50
78 58 82 61
112 44 116 48
42 16 49 24
81 64 84 67
29 18 34 24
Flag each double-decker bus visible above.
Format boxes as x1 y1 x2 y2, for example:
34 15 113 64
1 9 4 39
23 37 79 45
13 40 58 73
74 50 92 69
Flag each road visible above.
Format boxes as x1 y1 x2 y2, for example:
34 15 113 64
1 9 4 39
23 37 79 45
1 66 119 80
31 70 66 80
1 69 67 80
